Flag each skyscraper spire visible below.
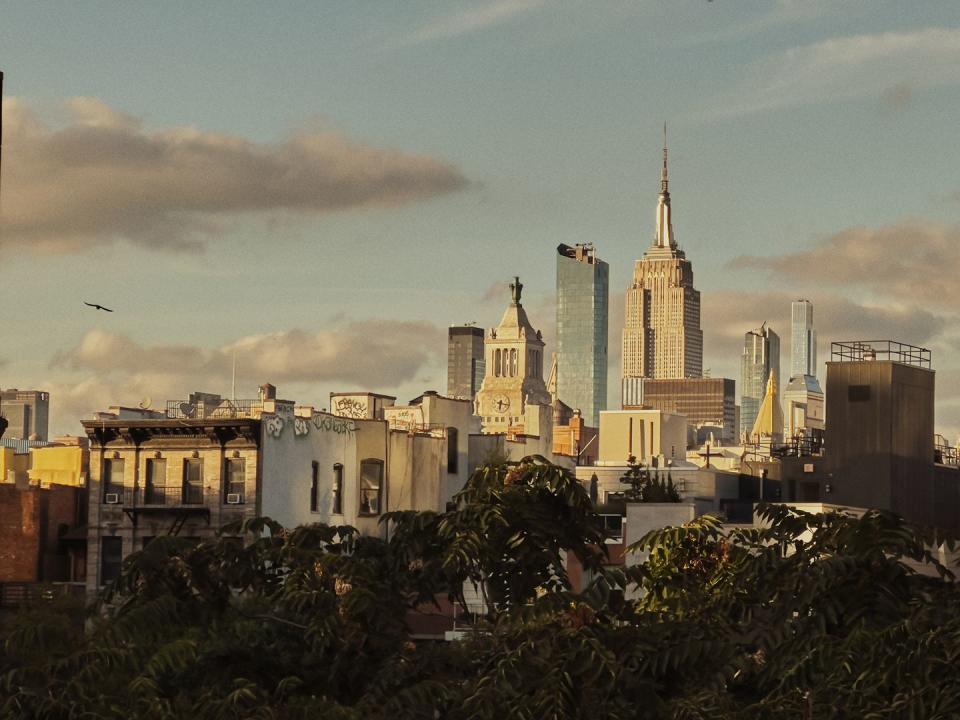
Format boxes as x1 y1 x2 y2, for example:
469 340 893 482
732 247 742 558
654 122 674 248
661 122 668 194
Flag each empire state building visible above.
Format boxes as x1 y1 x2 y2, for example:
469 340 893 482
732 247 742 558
621 132 703 387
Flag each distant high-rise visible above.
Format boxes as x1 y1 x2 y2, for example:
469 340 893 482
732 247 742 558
791 299 817 378
740 325 780 438
0 389 50 441
621 128 703 399
784 299 824 439
447 326 485 400
556 243 609 427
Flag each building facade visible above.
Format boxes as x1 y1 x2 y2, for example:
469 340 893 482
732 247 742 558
447 325 486 401
790 300 817 378
0 389 50 441
740 324 780 438
621 136 703 390
623 377 736 445
556 243 609 427
784 299 824 440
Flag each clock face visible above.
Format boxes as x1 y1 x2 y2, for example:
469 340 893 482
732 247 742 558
493 394 511 412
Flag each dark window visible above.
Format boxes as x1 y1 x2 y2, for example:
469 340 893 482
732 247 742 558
100 537 123 585
332 463 343 514
182 459 203 504
848 385 871 402
225 458 245 503
310 461 319 512
103 458 124 501
359 459 383 515
144 458 167 504
447 427 459 474
599 514 623 542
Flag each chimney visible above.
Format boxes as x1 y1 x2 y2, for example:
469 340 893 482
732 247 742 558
259 384 277 402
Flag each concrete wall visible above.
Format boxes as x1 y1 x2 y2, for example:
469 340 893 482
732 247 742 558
259 408 357 530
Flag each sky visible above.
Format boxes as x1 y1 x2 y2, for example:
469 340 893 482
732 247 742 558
2 0 960 439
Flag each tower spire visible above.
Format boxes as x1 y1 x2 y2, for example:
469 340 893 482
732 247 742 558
661 122 668 194
654 122 675 248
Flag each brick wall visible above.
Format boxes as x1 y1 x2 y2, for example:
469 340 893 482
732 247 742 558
0 485 42 582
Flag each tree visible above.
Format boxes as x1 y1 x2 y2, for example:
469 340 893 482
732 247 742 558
621 456 681 503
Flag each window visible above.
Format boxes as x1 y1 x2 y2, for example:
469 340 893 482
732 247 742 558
332 464 343 514
599 514 624 543
447 428 459 474
144 458 167 504
182 459 203 504
510 349 518 377
103 458 124 501
225 458 245 503
310 461 319 512
359 459 383 515
494 349 502 377
100 537 122 585
848 385 871 402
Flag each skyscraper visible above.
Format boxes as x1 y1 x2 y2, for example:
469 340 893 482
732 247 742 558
621 129 703 397
740 325 780 438
784 299 824 439
0 389 50 441
790 299 817 378
556 243 609 427
447 325 486 401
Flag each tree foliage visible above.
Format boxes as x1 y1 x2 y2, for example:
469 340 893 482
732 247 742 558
2 458 959 719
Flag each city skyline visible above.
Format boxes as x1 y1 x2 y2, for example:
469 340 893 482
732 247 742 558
2 2 960 440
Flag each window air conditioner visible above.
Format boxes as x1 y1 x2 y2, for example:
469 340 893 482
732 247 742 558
104 493 120 504
226 493 242 505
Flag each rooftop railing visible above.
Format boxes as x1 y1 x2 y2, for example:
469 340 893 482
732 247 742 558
831 340 931 368
165 399 263 420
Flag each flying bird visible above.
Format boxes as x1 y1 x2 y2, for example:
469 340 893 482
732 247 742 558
84 301 114 313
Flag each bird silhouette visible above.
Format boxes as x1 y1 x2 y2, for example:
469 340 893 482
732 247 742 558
84 301 114 312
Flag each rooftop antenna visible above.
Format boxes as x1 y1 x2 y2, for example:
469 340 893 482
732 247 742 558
231 350 237 403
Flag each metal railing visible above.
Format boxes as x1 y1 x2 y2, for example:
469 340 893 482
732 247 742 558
165 399 263 420
935 441 959 466
831 340 931 368
0 582 85 609
102 486 211 507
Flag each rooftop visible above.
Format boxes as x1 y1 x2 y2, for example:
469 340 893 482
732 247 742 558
830 340 931 369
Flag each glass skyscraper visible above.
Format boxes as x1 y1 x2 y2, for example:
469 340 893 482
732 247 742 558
740 324 780 438
556 243 609 427
447 326 485 401
791 299 817 378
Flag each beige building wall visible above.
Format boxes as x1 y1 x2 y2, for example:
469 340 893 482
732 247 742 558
597 410 687 466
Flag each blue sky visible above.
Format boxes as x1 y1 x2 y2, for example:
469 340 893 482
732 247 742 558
2 0 960 437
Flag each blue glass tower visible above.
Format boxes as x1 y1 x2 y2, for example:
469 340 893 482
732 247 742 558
556 243 609 427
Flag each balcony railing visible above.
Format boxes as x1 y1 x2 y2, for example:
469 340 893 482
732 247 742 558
103 486 210 507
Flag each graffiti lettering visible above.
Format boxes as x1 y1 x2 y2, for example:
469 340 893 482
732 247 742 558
312 415 356 435
334 397 368 419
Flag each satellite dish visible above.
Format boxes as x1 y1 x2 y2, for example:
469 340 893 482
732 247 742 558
139 397 152 410
178 402 196 418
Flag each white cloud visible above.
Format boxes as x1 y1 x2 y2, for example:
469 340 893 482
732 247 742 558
713 26 960 116
395 0 549 47
0 97 467 253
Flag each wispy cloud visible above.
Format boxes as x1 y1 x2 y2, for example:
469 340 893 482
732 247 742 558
394 0 549 48
730 220 960 310
0 97 468 253
712 26 960 117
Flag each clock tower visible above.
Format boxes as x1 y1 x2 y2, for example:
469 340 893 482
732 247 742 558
475 277 551 434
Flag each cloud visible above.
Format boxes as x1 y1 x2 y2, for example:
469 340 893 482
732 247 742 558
698 289 948 381
731 221 960 309
0 97 468 253
54 320 444 389
395 0 549 47
713 26 960 116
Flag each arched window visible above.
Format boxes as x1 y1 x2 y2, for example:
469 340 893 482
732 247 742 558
510 349 517 377
446 427 458 474
495 348 502 377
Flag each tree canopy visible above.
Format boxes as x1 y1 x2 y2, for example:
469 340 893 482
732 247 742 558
2 457 958 719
